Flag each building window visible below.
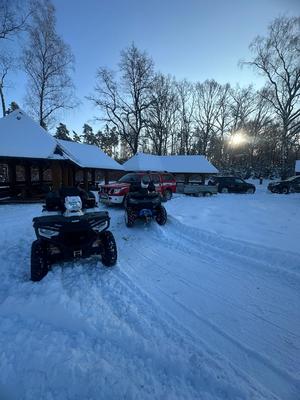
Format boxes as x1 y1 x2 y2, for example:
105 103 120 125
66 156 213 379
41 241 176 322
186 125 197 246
31 166 39 182
75 170 83 182
43 168 52 181
16 165 25 182
0 164 8 183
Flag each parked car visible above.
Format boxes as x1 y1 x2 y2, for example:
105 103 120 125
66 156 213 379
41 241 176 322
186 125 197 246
268 176 300 194
99 172 177 205
208 176 256 194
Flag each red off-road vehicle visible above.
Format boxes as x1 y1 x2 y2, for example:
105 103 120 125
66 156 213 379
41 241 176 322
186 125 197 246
99 172 176 205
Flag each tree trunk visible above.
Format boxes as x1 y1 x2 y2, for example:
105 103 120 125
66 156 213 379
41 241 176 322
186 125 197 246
0 85 6 117
281 123 289 179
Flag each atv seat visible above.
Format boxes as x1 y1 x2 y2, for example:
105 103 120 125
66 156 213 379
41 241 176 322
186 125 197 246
45 187 96 212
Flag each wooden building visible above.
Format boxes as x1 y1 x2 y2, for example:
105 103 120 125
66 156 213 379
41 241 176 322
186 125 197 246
0 110 122 200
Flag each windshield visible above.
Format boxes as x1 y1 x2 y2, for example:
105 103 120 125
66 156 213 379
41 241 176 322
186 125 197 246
118 173 140 183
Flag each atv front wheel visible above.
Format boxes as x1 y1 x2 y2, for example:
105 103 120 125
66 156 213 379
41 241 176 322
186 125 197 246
31 240 49 282
100 231 117 266
125 208 135 227
156 205 167 225
162 189 172 202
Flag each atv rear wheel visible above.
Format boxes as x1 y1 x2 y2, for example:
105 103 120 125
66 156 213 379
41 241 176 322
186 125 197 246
125 208 135 227
156 205 167 225
31 240 49 282
100 231 117 266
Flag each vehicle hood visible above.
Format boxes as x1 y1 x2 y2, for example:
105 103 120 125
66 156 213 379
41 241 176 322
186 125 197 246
269 180 287 186
100 183 130 189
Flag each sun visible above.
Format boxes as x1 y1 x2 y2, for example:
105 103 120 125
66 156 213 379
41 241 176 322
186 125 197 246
230 132 246 147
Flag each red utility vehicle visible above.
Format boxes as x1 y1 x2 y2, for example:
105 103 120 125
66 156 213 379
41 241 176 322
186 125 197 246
99 172 176 205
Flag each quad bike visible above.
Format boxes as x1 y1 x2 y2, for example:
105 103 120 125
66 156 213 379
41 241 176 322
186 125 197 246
31 187 117 282
124 182 167 227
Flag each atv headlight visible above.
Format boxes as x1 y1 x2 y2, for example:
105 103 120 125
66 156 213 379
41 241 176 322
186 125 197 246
91 220 108 232
113 187 126 195
38 227 59 238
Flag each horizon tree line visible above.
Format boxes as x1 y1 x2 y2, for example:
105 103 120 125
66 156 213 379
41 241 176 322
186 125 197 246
0 0 299 177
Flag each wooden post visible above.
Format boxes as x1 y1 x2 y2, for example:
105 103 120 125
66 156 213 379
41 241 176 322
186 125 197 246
8 162 16 193
51 161 62 190
91 169 96 188
24 162 31 197
83 169 88 190
104 170 109 184
38 165 43 183
184 173 189 184
68 165 75 186
62 162 69 187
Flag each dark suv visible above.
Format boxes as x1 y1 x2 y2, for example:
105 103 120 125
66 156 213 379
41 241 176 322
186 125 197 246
208 176 256 194
268 176 300 194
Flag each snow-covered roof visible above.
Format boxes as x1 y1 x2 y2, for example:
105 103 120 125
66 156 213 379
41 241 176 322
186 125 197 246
123 153 165 171
123 153 218 174
0 110 122 170
295 160 300 173
0 109 67 160
58 140 122 170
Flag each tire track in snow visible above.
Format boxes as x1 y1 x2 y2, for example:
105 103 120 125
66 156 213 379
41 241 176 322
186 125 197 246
115 216 300 400
164 216 300 283
121 246 300 400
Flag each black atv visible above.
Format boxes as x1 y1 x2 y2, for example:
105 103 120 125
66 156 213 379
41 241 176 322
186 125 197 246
31 187 117 282
124 182 167 227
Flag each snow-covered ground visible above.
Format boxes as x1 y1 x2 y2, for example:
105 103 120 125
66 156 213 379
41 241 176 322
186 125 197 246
0 181 299 400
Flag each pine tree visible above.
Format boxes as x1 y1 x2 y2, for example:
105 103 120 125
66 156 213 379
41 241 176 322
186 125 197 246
98 125 119 156
82 123 99 146
7 101 20 114
72 130 81 142
54 122 72 141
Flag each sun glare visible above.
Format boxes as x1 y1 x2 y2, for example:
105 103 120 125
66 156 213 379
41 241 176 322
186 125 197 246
230 132 247 147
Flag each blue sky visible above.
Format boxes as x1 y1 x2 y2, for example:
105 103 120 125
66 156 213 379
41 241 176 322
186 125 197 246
7 0 300 133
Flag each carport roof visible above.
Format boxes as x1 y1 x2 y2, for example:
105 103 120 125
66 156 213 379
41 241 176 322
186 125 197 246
123 152 218 174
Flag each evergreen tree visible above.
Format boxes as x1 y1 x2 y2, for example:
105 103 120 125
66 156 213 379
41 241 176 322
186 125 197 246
7 101 20 114
72 130 81 142
98 125 119 156
82 123 99 145
54 122 72 141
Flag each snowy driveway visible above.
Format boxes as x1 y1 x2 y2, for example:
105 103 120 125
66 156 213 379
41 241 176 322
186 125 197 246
0 185 299 400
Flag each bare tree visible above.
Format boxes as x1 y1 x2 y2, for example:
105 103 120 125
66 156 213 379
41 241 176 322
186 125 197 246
230 85 256 131
22 0 75 129
245 16 300 178
0 51 14 116
90 43 154 155
176 79 195 154
194 79 225 156
212 83 232 164
145 73 179 155
0 0 30 40
243 92 271 169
